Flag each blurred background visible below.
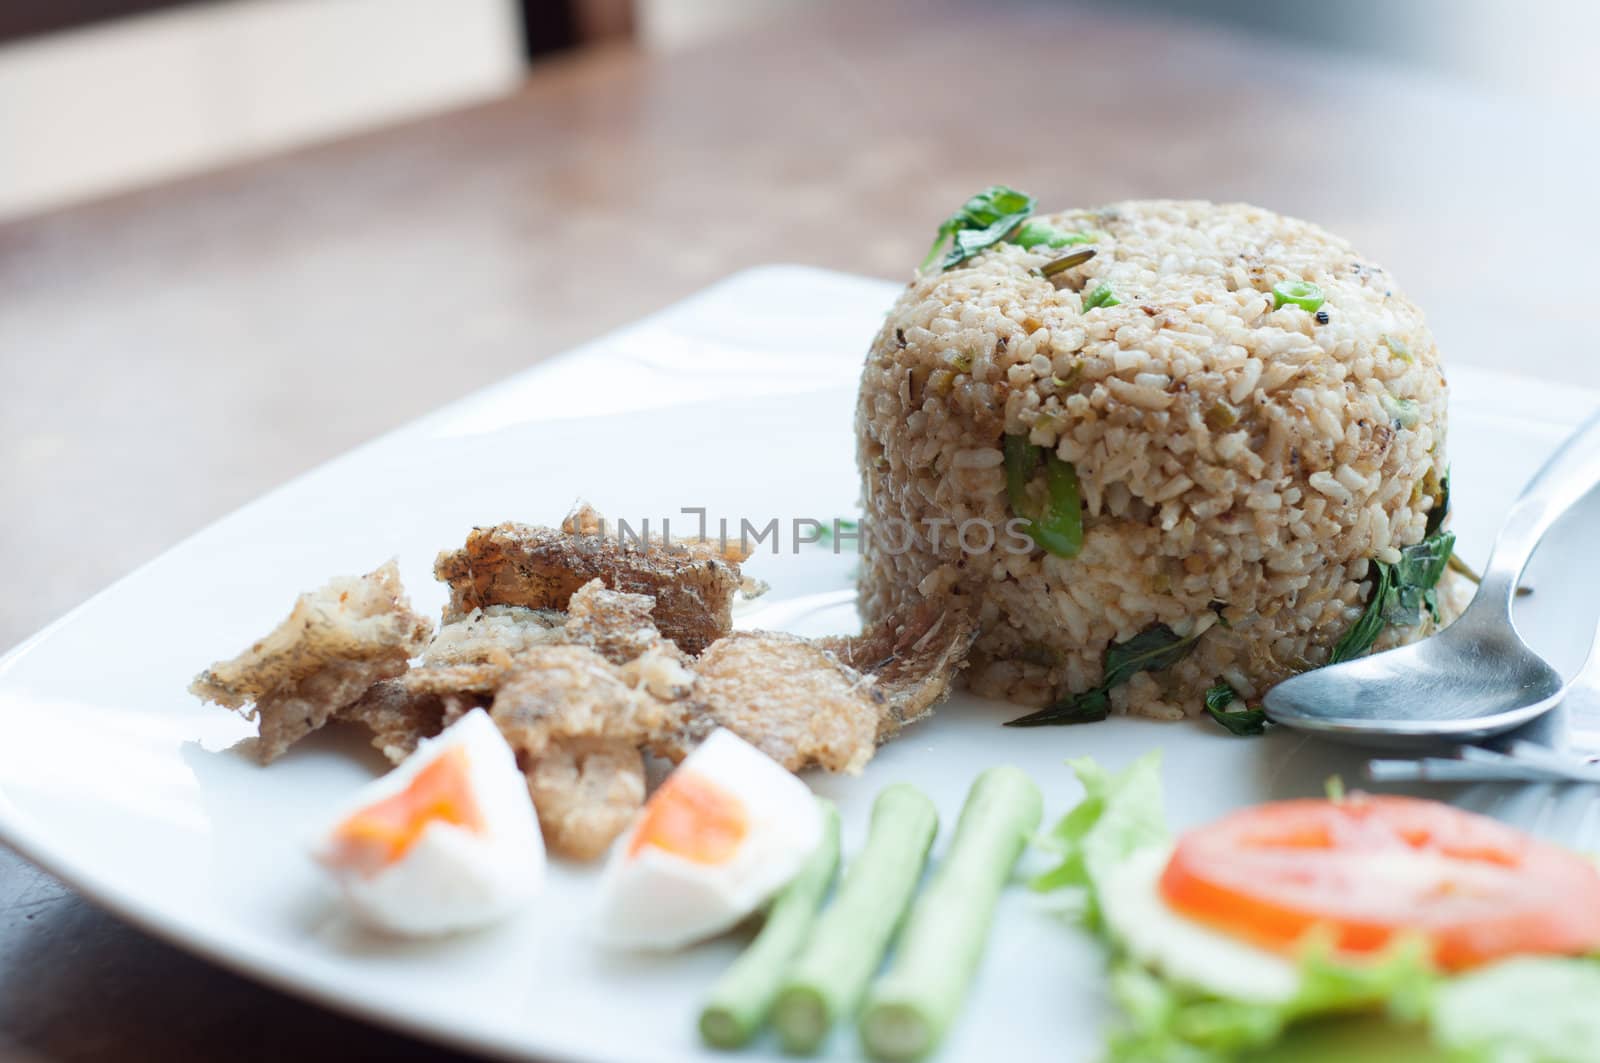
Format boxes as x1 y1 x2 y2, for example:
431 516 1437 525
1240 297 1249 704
4 0 1599 685
1 0 1597 221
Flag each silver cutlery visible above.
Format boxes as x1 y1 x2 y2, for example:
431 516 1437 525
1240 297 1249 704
1265 410 1600 748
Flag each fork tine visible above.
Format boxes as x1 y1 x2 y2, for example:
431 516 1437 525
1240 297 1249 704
1453 783 1507 818
1541 784 1599 850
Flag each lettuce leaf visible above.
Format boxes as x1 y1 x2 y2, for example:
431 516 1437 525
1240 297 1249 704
1430 957 1600 1063
1030 751 1167 923
1102 938 1437 1063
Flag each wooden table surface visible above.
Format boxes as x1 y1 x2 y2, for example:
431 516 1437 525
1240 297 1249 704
2 1 1596 1058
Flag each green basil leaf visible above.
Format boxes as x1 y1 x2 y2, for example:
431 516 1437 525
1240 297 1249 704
1329 561 1394 664
1007 688 1110 728
1329 529 1455 661
1103 624 1197 687
922 185 1036 271
1425 467 1450 537
1394 530 1454 590
1201 681 1268 736
1203 682 1237 714
1010 623 1205 727
1384 531 1456 628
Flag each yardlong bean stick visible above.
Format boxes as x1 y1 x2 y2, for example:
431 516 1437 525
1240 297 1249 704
772 785 939 1055
859 766 1043 1062
698 800 841 1050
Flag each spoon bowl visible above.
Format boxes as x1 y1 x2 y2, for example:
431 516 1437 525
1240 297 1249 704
1263 610 1566 750
1264 410 1600 748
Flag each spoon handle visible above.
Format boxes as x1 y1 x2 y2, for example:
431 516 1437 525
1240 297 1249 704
1477 409 1600 613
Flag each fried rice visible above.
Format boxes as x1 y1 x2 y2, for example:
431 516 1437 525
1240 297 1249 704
855 199 1465 720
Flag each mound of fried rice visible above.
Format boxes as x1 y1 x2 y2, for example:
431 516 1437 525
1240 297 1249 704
855 199 1465 720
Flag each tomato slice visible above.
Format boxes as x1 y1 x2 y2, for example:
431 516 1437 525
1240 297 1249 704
1159 794 1600 971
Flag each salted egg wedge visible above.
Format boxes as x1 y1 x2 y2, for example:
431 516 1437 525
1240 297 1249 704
595 727 823 950
313 708 545 936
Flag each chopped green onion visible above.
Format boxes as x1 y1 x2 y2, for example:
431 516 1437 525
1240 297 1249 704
1380 393 1421 429
1381 334 1413 362
1272 280 1325 312
1032 453 1084 556
1002 434 1083 559
1082 282 1120 311
1012 221 1093 251
1003 433 1035 516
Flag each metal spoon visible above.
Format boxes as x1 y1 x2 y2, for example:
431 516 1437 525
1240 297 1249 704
1264 409 1600 749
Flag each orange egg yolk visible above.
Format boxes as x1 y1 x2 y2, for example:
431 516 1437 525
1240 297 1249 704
629 771 748 864
332 745 485 874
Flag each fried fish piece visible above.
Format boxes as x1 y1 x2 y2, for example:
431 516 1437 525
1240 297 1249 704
489 644 686 761
524 738 647 861
561 502 753 566
339 679 482 765
434 520 744 654
399 605 568 698
420 604 566 668
684 632 880 775
339 604 569 763
490 644 687 858
563 578 675 665
817 598 977 741
189 560 433 764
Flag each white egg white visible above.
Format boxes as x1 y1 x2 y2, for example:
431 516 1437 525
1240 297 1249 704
594 727 822 950
1099 844 1301 1004
312 708 545 936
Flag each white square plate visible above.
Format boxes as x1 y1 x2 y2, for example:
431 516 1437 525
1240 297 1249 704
3 267 1598 1063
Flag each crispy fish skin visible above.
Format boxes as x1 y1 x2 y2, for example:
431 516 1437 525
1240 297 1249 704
818 598 977 742
392 604 570 701
563 578 679 665
339 679 483 765
525 738 647 861
685 631 880 775
434 522 743 654
189 560 432 764
489 644 686 760
490 644 687 857
420 604 566 669
561 502 753 566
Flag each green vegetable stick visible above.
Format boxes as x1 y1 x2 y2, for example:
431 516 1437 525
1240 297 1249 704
698 800 842 1050
772 785 939 1055
858 767 1044 1062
